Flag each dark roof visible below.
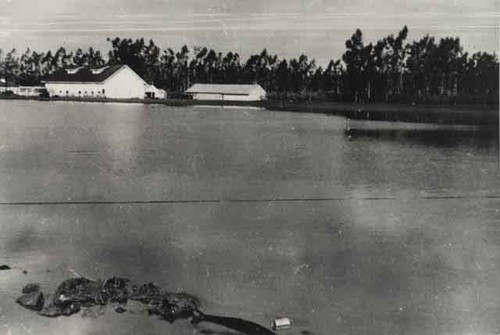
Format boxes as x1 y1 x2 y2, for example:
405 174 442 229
44 65 125 83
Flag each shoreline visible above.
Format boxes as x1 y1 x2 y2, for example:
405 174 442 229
1 95 498 126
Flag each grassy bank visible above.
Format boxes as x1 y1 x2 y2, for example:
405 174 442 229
1 94 498 126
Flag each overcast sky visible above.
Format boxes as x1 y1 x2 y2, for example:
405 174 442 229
0 0 498 65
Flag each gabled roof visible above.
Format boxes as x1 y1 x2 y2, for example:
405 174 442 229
45 65 124 83
185 84 265 95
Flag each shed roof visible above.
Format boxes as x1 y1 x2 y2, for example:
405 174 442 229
185 84 265 95
44 65 124 83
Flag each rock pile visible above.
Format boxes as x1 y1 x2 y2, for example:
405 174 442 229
17 277 199 321
16 276 275 335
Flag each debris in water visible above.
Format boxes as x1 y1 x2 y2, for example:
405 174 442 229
17 285 44 312
272 317 291 330
129 282 160 303
192 310 275 335
114 306 127 314
148 291 200 323
17 276 276 335
81 305 106 319
22 283 40 294
101 277 132 304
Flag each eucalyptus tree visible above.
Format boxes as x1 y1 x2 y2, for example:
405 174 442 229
221 51 241 84
323 60 343 96
342 29 373 102
174 45 190 90
385 26 408 96
72 48 86 66
159 48 176 91
1 29 497 102
85 47 106 68
406 35 437 98
107 37 147 78
18 48 46 85
461 51 499 98
142 40 161 84
274 59 291 93
434 37 465 96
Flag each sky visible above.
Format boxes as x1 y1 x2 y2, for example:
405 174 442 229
0 0 498 65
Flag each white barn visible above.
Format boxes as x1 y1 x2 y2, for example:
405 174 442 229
185 84 266 101
44 65 166 100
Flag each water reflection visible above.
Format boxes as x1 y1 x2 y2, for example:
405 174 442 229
0 101 499 335
345 127 498 149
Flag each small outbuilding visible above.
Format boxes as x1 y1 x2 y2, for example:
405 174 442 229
185 84 266 101
44 65 166 100
0 85 45 97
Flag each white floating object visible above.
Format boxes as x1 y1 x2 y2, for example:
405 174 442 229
272 317 291 330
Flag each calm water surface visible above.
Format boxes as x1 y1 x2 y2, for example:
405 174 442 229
0 100 498 335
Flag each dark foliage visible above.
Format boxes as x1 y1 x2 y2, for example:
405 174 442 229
0 27 497 103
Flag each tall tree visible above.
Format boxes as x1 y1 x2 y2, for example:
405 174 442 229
342 29 372 102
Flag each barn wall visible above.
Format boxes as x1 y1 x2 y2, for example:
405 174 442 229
46 83 105 98
249 87 267 100
192 93 257 101
191 89 266 101
193 93 224 100
45 66 153 99
103 67 147 99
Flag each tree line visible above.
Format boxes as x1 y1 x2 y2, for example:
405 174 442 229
0 27 498 104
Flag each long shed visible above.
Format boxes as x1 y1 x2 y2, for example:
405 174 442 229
185 84 266 101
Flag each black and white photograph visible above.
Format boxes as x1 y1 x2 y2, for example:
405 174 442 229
0 0 499 334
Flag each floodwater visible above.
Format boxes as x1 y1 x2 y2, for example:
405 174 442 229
0 100 498 335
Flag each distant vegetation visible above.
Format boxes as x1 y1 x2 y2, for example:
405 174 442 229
0 27 498 104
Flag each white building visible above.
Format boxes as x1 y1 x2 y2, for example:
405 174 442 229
185 84 266 101
0 86 45 97
44 65 166 100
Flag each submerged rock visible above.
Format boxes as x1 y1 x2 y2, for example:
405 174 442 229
115 306 127 314
61 302 81 316
39 303 63 318
81 305 107 319
22 283 41 294
37 278 102 317
129 282 161 304
101 277 132 304
38 294 63 317
53 277 103 307
39 300 81 318
16 275 275 335
148 292 200 323
17 290 44 312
